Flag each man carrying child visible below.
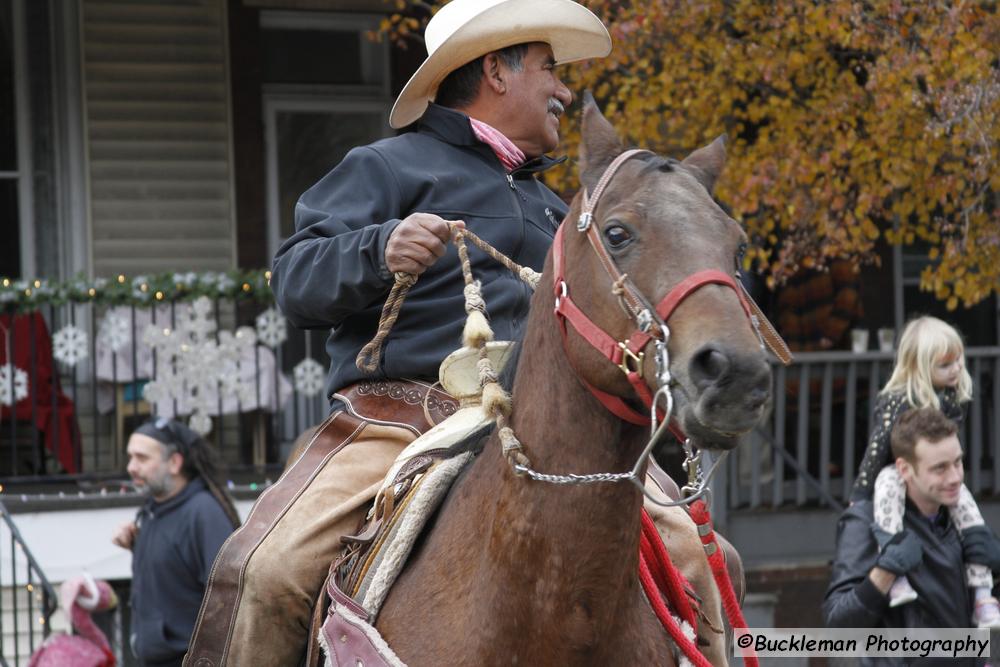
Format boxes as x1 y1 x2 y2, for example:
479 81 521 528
824 407 1000 665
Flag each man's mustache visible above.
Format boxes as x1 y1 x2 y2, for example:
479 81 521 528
548 99 565 118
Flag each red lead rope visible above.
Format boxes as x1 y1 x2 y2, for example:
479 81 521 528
688 500 759 667
639 506 760 667
638 510 712 667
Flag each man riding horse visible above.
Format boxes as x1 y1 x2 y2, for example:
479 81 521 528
186 1 738 665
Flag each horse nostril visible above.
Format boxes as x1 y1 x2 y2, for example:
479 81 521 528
689 346 731 390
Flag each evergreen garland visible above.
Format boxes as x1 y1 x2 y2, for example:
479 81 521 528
0 270 273 312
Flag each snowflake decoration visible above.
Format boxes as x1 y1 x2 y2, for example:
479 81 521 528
141 369 180 405
52 325 89 367
293 358 325 397
255 307 287 348
142 323 183 360
189 412 213 436
98 311 131 352
219 326 257 353
0 364 28 406
179 296 217 342
143 303 266 433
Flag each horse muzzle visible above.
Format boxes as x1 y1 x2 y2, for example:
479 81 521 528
673 342 772 450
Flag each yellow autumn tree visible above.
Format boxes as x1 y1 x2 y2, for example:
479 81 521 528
381 0 999 308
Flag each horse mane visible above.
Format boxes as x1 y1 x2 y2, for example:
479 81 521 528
498 332 524 392
635 153 679 176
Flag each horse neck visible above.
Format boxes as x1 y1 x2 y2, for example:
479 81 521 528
468 272 650 617
506 279 647 483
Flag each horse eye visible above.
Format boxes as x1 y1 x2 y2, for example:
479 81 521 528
604 224 632 249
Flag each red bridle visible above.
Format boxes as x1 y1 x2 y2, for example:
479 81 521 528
551 149 774 667
551 149 789 429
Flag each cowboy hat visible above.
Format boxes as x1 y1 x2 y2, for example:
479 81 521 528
389 0 612 129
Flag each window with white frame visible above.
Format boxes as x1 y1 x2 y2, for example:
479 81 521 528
260 11 392 257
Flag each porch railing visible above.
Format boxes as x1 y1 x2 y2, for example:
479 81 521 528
1 294 330 481
0 501 57 665
726 346 1000 511
4 293 998 510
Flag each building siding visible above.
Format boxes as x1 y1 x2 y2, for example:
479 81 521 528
81 0 235 277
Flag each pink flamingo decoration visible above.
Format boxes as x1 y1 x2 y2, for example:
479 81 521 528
28 574 117 667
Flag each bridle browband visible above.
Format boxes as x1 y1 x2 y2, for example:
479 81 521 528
552 149 791 433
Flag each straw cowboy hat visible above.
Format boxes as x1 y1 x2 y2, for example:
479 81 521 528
389 0 612 129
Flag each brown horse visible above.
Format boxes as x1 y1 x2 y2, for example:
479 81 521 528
374 99 772 665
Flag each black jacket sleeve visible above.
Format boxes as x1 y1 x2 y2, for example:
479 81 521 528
271 145 406 330
851 392 910 501
823 506 892 627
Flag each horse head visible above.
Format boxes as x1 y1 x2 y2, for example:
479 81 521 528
555 96 772 451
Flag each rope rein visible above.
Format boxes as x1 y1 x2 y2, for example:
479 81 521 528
451 228 535 472
355 224 540 375
355 272 417 374
354 223 540 472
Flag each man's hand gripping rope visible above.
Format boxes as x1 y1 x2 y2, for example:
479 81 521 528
356 223 540 472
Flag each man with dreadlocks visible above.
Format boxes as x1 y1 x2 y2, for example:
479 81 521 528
112 417 240 667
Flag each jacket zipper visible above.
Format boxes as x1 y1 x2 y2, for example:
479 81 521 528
504 171 530 333
544 207 559 229
506 173 527 202
504 172 527 262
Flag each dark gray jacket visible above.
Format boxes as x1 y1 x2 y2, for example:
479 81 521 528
271 104 568 399
823 499 977 667
131 478 234 666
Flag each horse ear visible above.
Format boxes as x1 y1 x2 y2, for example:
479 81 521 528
681 134 727 193
579 92 623 191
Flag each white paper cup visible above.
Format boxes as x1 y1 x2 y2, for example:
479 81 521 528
851 329 869 353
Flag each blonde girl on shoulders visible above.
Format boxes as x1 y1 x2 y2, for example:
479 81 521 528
852 316 999 627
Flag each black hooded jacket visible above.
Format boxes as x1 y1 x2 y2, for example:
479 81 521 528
270 104 568 400
130 477 234 666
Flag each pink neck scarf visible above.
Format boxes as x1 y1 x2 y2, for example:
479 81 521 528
469 118 526 172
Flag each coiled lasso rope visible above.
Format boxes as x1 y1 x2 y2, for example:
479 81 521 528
354 223 540 472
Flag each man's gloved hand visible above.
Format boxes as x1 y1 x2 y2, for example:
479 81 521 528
962 526 1000 571
873 528 923 576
